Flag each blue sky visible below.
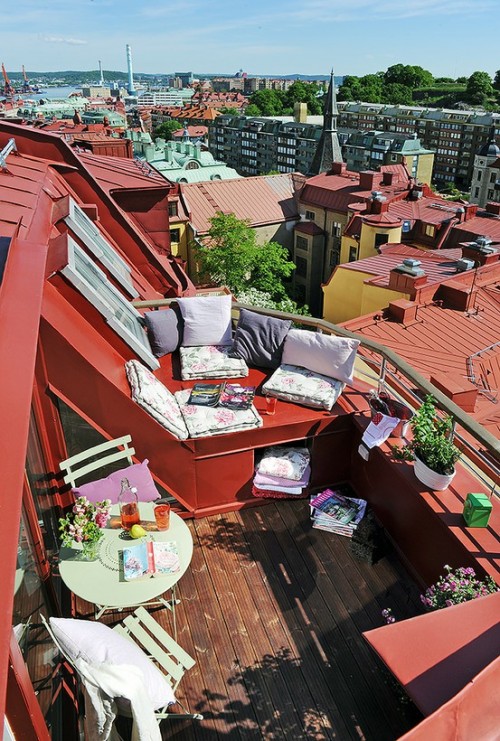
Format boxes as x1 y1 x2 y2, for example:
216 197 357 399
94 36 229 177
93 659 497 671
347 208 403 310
2 0 498 79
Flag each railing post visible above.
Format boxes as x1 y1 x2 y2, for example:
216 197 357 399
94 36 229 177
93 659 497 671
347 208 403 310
378 358 387 395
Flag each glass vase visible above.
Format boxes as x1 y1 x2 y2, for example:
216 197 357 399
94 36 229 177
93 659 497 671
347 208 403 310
81 538 100 561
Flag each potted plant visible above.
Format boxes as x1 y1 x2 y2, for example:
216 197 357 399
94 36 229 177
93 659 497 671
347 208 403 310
59 496 111 560
394 395 461 490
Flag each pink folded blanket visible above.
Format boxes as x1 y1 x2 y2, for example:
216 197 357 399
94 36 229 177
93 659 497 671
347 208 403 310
254 464 311 489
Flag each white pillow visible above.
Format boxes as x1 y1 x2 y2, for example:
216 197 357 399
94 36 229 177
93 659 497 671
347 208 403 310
177 295 232 347
49 617 176 710
282 329 360 385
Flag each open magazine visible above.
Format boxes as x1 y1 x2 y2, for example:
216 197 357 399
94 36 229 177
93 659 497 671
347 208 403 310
219 384 256 410
188 383 225 407
123 540 180 581
187 382 255 410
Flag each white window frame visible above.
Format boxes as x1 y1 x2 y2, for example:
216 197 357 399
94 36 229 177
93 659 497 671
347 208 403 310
61 236 159 370
65 199 138 298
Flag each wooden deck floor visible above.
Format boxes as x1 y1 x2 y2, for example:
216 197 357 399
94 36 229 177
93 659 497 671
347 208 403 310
138 500 425 741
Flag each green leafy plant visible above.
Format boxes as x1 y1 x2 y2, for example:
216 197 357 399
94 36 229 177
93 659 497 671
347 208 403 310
421 565 498 610
59 496 111 547
392 395 461 474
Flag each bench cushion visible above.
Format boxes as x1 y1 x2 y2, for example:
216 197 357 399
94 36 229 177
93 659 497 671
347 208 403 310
177 295 232 347
262 364 345 411
231 308 292 369
126 360 189 440
175 389 262 438
179 345 249 381
282 329 360 385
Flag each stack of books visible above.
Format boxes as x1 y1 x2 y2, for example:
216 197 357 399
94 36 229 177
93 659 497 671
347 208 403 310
310 487 367 537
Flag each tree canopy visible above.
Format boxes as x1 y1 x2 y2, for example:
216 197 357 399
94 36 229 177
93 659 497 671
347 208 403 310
153 120 183 141
465 71 494 105
246 81 323 117
193 212 300 308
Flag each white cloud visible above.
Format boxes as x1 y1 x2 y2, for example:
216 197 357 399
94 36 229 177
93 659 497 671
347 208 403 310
40 35 88 45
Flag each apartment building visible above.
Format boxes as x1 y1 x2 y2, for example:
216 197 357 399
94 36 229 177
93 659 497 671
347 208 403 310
469 137 500 206
337 102 500 190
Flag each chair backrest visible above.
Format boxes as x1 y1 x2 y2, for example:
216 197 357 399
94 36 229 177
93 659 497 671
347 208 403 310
59 434 135 488
113 606 195 692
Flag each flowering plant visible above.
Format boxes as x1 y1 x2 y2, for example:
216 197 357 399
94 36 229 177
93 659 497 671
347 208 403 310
59 496 111 548
420 564 499 610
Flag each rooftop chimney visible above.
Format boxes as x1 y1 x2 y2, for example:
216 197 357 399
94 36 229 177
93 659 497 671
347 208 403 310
485 201 500 216
430 372 478 413
329 161 346 176
359 171 378 191
387 299 418 324
388 258 427 295
461 236 499 266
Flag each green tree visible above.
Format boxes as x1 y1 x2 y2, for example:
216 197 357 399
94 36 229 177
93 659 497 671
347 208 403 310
153 120 183 141
284 81 323 115
382 83 413 105
384 64 433 89
493 70 500 91
193 212 296 302
244 103 262 117
247 89 283 116
465 71 494 104
338 75 363 101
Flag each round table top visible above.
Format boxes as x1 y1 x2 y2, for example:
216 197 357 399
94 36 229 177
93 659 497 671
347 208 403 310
58 503 193 610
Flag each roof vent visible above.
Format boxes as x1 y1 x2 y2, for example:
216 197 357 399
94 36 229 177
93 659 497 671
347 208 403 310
475 235 493 251
395 258 425 277
371 190 383 200
456 258 475 272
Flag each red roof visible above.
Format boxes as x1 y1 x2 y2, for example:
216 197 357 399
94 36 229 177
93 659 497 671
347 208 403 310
182 173 299 234
294 220 324 236
78 151 167 192
300 165 410 214
444 212 500 247
342 266 500 438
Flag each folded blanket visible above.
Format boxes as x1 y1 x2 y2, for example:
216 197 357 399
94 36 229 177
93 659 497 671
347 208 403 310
253 480 304 495
256 446 310 481
252 484 309 500
254 464 311 489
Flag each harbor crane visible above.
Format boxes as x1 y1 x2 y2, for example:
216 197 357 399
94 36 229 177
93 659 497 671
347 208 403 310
1 63 15 98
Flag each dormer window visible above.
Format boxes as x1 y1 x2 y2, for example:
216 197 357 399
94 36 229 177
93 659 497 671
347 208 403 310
61 236 159 370
64 198 138 298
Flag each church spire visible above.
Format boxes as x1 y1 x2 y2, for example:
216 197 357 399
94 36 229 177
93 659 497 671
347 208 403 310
308 70 343 175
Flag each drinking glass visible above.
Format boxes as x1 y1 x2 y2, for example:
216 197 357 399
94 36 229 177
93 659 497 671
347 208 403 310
154 503 171 531
265 395 277 415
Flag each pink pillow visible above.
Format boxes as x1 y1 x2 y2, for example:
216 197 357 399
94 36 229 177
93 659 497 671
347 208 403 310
72 459 158 504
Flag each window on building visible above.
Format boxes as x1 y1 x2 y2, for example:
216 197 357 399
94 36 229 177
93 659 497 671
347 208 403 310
295 283 306 304
332 222 342 238
296 236 308 252
295 256 308 277
349 245 358 262
425 225 436 237
374 233 390 249
490 172 497 182
168 201 178 217
305 210 315 221
185 161 199 170
477 171 482 181
170 228 180 243
329 249 339 267
65 199 138 298
61 236 159 370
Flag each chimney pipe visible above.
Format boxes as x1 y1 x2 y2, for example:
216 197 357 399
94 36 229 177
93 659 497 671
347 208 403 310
126 44 136 96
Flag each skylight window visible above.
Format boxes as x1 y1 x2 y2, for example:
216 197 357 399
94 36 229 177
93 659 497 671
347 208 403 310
61 236 159 370
65 199 138 298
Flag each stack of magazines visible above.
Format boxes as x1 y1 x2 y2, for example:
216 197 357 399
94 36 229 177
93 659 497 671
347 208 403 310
310 487 367 537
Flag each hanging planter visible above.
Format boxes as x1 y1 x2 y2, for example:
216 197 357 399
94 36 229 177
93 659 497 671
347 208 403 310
414 454 455 491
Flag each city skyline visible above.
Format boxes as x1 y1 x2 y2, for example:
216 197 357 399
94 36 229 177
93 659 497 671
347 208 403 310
1 0 499 79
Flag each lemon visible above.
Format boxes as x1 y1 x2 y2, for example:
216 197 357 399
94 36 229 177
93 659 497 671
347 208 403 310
130 524 147 539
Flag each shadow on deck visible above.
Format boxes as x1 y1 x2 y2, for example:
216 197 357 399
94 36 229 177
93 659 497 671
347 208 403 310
109 499 424 740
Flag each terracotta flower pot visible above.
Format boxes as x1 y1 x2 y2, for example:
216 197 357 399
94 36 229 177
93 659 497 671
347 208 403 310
414 455 455 491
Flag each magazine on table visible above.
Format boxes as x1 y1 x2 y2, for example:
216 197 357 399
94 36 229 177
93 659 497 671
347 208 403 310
219 384 256 410
123 540 180 581
188 382 225 407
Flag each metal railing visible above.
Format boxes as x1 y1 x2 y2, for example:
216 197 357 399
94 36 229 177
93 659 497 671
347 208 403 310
133 298 500 475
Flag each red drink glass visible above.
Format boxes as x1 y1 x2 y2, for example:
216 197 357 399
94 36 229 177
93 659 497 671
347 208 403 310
265 396 277 415
120 502 140 530
154 503 171 531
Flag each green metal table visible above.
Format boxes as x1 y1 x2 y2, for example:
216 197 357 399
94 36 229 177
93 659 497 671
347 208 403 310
58 503 193 636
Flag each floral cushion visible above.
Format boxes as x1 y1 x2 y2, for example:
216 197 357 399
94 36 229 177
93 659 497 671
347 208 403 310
125 360 189 440
179 345 248 381
256 446 310 481
262 364 344 411
175 389 262 438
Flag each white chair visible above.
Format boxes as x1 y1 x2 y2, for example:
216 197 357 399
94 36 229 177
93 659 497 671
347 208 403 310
40 608 203 731
59 434 135 489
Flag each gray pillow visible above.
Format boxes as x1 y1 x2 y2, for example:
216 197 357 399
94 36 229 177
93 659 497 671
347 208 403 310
232 309 292 369
143 306 183 357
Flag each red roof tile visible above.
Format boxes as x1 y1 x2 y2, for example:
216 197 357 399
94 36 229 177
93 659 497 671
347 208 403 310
78 151 167 192
294 221 324 235
182 173 299 234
